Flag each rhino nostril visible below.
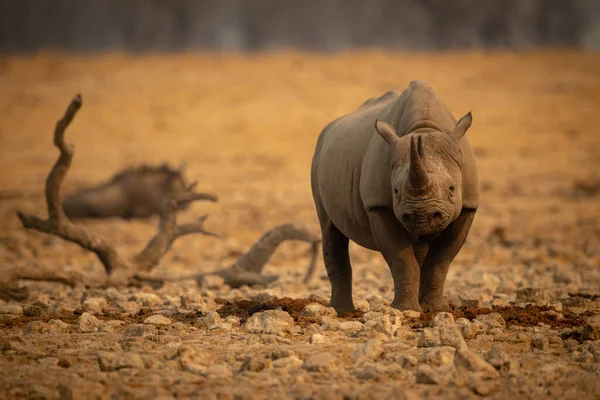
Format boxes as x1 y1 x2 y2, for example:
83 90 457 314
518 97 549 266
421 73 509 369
402 213 414 223
430 211 443 223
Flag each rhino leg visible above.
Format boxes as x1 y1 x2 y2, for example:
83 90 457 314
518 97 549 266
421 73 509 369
419 209 476 312
320 218 355 314
368 208 422 312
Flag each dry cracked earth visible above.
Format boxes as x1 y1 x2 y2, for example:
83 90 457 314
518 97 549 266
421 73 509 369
0 51 599 399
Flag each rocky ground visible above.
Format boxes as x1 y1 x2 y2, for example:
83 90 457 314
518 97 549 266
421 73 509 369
0 51 599 399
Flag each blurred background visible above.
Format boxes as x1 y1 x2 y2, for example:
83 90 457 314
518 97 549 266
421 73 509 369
0 0 598 301
1 0 600 52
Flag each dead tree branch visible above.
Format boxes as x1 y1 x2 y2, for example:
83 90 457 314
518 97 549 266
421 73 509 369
12 94 218 288
136 223 321 288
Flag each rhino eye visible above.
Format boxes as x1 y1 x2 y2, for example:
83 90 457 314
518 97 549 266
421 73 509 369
394 188 398 194
449 186 455 197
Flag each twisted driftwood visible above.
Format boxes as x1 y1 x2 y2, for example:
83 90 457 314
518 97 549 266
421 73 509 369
4 94 321 297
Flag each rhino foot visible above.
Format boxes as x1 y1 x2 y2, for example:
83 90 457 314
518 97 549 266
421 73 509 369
390 300 423 313
419 297 451 313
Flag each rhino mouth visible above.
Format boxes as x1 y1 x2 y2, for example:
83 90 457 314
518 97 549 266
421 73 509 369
398 213 450 236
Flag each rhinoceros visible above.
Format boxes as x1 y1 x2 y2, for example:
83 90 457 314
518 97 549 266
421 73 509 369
62 164 188 220
311 80 478 314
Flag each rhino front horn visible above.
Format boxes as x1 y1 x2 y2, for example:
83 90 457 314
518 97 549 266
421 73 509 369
409 135 429 190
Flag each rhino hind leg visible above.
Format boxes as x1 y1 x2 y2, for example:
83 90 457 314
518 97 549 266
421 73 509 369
319 218 355 315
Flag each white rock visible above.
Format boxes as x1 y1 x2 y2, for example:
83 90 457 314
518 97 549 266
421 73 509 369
244 310 294 336
432 312 455 327
77 312 102 333
320 316 341 331
419 346 456 367
143 315 172 325
416 364 456 385
339 321 364 333
439 325 468 349
418 328 441 348
475 313 506 330
0 304 23 315
354 339 385 361
309 333 327 344
97 351 145 371
82 297 107 314
203 312 222 329
301 303 337 317
135 293 162 308
302 352 338 372
454 348 500 379
402 310 422 320
273 356 304 369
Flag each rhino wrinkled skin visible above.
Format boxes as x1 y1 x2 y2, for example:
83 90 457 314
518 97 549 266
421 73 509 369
311 80 479 314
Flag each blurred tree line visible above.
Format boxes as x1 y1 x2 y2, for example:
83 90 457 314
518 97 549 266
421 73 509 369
1 0 599 52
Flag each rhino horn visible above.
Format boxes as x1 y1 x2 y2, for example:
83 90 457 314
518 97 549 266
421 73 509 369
409 135 429 190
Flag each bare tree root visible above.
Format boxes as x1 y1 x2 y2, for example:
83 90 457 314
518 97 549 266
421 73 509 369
11 94 218 289
135 223 321 289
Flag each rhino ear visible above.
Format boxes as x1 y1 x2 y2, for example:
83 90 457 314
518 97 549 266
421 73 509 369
375 120 399 145
450 112 472 140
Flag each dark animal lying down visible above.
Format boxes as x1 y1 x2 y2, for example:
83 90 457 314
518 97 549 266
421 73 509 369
62 164 188 220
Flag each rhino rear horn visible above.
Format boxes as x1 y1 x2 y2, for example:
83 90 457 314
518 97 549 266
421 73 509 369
409 135 429 190
450 112 472 140
374 120 399 145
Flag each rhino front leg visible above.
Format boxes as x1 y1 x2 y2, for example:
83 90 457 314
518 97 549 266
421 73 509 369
368 208 422 312
320 218 355 314
419 209 476 312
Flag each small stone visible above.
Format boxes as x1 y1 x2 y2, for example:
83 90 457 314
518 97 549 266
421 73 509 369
48 319 69 330
339 321 363 333
320 316 341 331
273 356 304 369
23 301 48 317
309 333 327 344
581 315 600 341
0 304 23 315
432 312 455 327
362 312 394 335
402 310 422 320
122 324 157 337
115 301 141 316
82 297 107 314
459 289 488 307
439 325 467 349
418 346 456 367
203 311 222 329
244 310 294 336
454 348 499 379
302 352 338 372
240 355 273 372
355 300 370 313
97 351 144 371
354 339 385 361
301 303 337 317
416 364 456 385
531 334 549 351
99 320 125 333
418 328 441 348
143 315 172 325
475 313 506 330
456 318 479 340
134 293 162 308
205 364 232 379
485 345 517 372
77 312 102 333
